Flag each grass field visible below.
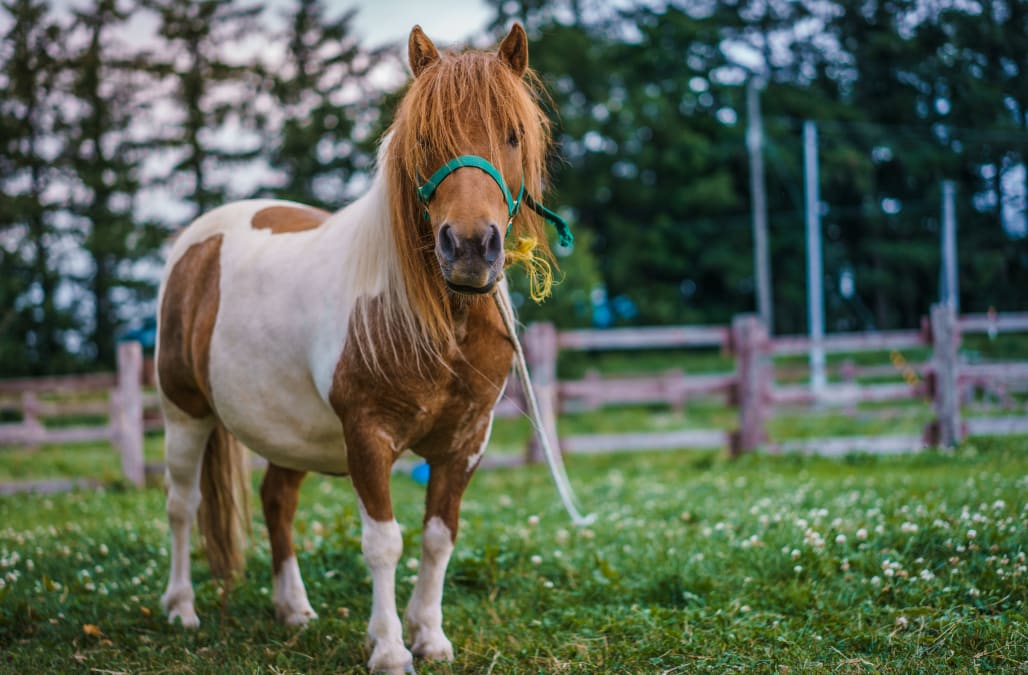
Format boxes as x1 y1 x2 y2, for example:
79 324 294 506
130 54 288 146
1 435 1026 673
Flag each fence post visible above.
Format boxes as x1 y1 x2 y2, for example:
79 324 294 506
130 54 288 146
523 322 560 465
929 303 963 447
731 314 769 457
114 341 145 487
21 391 44 445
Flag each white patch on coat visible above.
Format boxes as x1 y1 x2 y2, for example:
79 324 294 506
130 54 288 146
405 517 455 660
156 138 414 476
160 413 215 628
357 498 413 672
273 556 317 626
466 411 495 472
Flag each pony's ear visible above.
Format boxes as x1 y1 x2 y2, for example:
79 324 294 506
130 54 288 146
408 25 440 77
497 23 528 76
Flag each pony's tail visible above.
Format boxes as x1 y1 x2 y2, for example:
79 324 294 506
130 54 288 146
198 422 250 580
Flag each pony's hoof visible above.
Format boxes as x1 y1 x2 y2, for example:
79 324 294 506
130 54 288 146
411 632 453 662
277 605 317 627
167 606 200 629
368 642 414 674
161 589 200 628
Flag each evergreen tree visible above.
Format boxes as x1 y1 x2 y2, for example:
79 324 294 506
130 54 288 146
0 0 76 375
145 0 265 219
265 0 378 208
63 0 164 367
529 6 752 325
928 1 1028 313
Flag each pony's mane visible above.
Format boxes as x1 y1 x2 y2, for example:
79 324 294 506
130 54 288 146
369 46 555 365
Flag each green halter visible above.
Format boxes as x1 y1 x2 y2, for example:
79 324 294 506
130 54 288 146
415 155 574 247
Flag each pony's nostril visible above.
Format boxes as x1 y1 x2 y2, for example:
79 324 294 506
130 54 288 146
482 224 502 263
438 224 459 261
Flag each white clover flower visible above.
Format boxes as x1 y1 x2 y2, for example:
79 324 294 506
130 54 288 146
901 522 918 533
793 565 803 574
967 529 977 540
527 515 540 527
530 555 542 565
856 528 868 541
896 616 909 629
835 534 847 545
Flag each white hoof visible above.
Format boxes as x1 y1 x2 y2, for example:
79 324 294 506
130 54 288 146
161 588 199 628
368 640 414 674
411 631 453 662
276 603 317 627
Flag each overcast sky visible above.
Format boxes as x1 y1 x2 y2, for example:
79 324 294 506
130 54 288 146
344 0 494 48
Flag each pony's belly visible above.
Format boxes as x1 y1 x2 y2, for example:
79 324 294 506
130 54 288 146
242 429 349 475
217 395 349 474
208 337 349 474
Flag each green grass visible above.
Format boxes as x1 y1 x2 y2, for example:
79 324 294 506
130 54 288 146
0 434 165 483
1 437 1027 672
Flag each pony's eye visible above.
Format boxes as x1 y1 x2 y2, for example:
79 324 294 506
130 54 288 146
507 130 520 147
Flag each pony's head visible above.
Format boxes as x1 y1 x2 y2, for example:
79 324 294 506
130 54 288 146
386 24 555 344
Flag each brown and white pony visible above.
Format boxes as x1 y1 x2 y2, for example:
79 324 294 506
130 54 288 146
155 24 558 674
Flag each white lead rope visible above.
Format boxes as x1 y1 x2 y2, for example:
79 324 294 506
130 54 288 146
493 286 596 527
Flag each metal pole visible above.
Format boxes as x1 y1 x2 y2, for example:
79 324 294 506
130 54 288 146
941 180 959 311
803 121 826 396
747 79 772 334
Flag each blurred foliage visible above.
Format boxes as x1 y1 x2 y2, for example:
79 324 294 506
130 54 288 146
1 0 1028 375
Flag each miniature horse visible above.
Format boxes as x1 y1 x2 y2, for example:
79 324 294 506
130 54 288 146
156 24 557 673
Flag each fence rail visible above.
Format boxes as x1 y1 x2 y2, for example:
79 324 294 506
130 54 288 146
2 306 1026 492
504 304 1027 463
0 342 147 487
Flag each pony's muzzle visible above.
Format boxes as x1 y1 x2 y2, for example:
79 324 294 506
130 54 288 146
436 223 504 293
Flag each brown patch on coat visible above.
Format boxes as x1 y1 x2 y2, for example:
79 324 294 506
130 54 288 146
158 235 224 418
251 205 330 234
329 294 513 534
260 463 307 574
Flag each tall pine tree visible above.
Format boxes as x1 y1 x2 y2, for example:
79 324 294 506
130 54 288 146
0 0 76 375
264 0 379 208
146 0 265 219
63 0 164 366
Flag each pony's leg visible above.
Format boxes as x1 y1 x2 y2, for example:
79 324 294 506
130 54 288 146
260 463 317 626
403 459 472 662
348 433 413 675
160 412 215 628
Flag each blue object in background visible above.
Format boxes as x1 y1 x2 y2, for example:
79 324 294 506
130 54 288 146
411 462 430 486
118 315 157 349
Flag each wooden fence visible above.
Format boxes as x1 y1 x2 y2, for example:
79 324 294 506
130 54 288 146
2 306 1026 490
0 342 149 487
503 304 1028 462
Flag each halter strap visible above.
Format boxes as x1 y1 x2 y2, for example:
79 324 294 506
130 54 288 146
416 154 574 247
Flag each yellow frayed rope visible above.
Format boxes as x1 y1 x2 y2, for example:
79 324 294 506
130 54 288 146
505 236 554 303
